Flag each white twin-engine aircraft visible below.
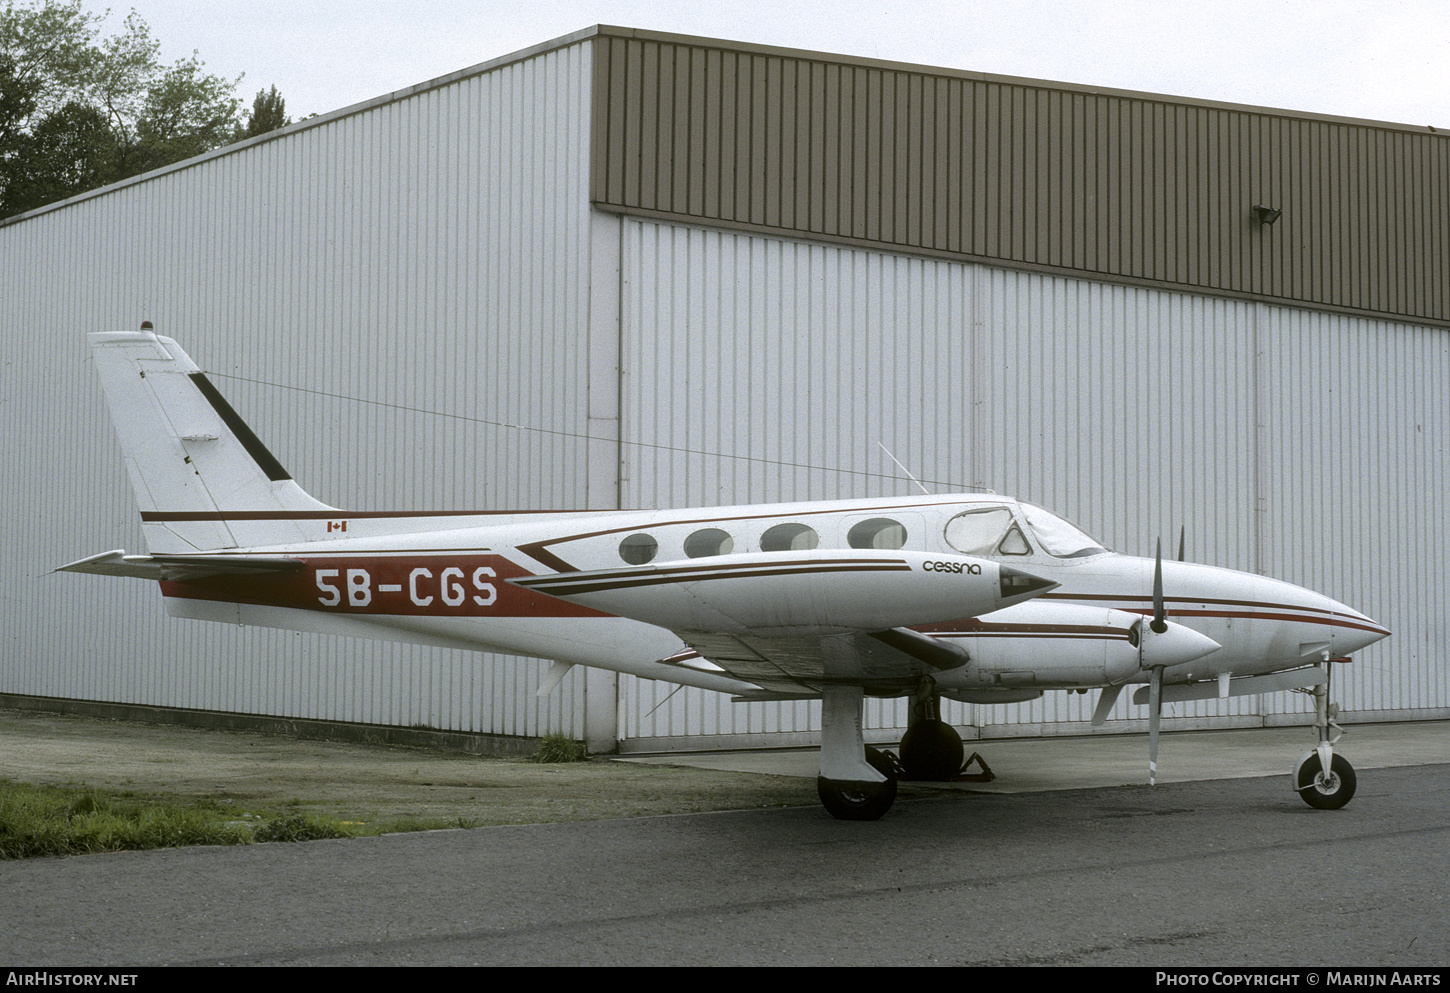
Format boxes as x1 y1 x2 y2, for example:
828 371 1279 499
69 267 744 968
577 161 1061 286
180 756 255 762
61 328 1391 820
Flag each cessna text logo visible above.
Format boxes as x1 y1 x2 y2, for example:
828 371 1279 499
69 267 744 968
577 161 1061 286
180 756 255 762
922 560 982 574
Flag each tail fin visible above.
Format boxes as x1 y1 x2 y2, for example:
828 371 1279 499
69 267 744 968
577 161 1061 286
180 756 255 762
89 329 335 552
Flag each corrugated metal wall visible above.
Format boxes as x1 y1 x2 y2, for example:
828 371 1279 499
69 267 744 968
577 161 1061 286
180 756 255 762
616 217 1445 742
3 25 1445 751
591 29 1450 329
0 41 597 737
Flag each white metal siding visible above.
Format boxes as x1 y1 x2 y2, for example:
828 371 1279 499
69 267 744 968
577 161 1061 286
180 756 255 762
3 39 1444 752
0 42 597 737
616 217 1443 742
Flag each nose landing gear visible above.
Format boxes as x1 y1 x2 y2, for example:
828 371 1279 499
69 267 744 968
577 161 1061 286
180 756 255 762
1292 659 1356 810
1295 749 1357 809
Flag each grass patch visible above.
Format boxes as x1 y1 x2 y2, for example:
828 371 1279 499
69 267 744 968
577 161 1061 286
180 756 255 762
0 778 477 859
533 732 588 763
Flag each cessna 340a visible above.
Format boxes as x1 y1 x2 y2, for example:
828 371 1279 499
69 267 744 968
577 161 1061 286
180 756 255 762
60 328 1391 820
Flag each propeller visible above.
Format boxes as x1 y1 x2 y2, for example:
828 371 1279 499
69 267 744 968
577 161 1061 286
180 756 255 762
1093 536 1220 778
1150 538 1168 634
1147 538 1167 784
1148 663 1164 785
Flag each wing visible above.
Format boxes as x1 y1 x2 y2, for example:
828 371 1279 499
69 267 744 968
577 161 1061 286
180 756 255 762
511 549 1055 694
662 627 971 696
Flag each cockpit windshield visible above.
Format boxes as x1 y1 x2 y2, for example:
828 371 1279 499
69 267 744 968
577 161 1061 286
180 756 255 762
1019 504 1110 558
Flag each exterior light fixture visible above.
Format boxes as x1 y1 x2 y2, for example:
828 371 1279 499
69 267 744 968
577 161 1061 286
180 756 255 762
1252 205 1282 225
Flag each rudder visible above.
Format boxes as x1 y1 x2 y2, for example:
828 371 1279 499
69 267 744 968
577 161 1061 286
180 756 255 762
89 328 335 552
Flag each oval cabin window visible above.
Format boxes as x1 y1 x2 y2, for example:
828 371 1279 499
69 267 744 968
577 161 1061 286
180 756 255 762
759 523 820 552
618 533 658 565
683 528 734 558
847 518 907 550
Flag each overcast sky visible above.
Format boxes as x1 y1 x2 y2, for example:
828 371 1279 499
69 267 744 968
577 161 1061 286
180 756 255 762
114 0 1449 129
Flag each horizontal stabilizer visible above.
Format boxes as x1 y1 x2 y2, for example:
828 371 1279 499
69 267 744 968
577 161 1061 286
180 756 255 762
56 549 303 582
1131 667 1325 705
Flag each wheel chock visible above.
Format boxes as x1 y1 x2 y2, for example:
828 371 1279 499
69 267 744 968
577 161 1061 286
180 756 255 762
956 751 995 782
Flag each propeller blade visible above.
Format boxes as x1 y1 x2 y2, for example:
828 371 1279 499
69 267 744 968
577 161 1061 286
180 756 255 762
1151 538 1167 634
1177 525 1186 563
1148 666 1164 785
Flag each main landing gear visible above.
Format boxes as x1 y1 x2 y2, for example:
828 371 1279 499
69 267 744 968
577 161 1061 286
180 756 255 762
898 688 964 781
1292 659 1357 810
817 686 898 820
816 745 899 821
817 683 984 821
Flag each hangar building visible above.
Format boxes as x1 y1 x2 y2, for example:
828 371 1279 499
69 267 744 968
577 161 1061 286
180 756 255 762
1 26 1445 752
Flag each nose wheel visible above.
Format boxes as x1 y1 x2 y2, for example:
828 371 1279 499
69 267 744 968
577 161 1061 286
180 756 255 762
1294 751 1357 809
1293 659 1357 810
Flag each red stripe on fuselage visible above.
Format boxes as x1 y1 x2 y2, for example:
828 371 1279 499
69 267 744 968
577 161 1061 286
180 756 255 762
1040 593 1388 636
915 619 1132 641
159 554 607 618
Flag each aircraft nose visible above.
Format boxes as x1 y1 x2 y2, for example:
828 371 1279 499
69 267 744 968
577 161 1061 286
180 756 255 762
1331 607 1392 656
1289 583 1391 656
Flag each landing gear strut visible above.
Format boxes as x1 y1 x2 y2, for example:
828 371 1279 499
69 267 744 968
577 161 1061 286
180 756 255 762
898 684 965 781
1293 659 1356 810
817 685 898 820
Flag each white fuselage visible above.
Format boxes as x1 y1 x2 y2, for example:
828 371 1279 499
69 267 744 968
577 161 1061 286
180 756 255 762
153 493 1388 697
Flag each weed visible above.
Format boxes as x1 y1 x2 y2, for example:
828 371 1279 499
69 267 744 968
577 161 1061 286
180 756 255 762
533 732 587 763
251 814 348 843
0 778 477 859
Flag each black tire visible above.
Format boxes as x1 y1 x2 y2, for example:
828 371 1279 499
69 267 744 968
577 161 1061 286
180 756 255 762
817 748 899 821
864 745 903 779
898 718 965 781
1296 753 1357 810
816 775 897 820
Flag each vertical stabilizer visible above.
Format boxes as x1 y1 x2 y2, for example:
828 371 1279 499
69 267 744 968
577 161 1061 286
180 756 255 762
89 329 335 552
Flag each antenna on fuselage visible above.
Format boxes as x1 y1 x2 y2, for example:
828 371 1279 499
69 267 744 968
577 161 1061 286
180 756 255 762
877 442 931 495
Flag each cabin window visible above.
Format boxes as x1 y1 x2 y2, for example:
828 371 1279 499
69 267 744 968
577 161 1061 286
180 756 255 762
847 518 908 550
618 533 658 565
1020 504 1110 557
684 528 734 558
944 508 1013 554
760 523 819 552
998 524 1033 555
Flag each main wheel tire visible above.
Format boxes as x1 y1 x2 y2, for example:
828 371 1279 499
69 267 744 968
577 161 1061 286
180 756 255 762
864 745 902 779
817 775 897 820
818 747 899 821
898 718 965 781
1296 753 1357 810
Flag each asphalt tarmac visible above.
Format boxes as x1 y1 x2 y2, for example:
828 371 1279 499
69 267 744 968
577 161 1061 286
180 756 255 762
2 716 1448 966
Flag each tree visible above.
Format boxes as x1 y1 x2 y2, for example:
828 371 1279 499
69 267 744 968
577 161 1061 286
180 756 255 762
2 98 115 206
239 84 288 140
0 0 246 218
0 52 40 150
